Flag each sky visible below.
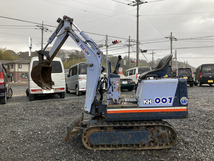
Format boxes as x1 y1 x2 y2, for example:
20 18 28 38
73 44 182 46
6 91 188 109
1 0 214 68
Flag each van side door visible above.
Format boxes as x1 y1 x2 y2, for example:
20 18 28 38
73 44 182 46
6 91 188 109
71 65 78 90
67 67 73 90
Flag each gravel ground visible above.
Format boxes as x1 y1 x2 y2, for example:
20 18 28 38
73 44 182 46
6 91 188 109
0 85 213 161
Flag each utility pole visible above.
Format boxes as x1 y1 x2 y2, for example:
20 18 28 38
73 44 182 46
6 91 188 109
36 21 49 50
105 35 109 75
128 0 148 67
151 51 155 67
127 36 131 68
165 32 177 66
175 50 178 69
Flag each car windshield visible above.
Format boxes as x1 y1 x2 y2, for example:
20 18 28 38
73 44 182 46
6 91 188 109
33 61 62 73
138 67 150 74
202 65 214 73
79 63 87 74
178 68 191 76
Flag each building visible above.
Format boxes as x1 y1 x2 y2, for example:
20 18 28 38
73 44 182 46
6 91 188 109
1 58 30 83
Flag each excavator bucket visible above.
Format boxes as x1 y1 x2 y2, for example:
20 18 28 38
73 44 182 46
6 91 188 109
31 61 54 89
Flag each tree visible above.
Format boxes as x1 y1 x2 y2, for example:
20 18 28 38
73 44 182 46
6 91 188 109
0 48 18 60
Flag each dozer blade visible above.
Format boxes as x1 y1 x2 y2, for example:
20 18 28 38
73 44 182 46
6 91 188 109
31 61 54 89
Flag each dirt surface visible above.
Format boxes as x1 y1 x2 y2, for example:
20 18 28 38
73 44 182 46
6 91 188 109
0 84 213 161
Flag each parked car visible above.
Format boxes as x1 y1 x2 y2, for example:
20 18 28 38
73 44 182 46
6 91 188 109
0 62 13 104
195 64 214 86
176 68 194 87
27 57 65 101
66 62 87 96
124 66 151 84
119 74 135 91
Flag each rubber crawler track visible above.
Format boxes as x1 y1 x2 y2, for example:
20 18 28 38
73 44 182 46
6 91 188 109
82 120 177 150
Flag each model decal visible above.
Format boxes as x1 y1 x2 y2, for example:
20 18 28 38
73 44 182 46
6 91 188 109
143 97 173 105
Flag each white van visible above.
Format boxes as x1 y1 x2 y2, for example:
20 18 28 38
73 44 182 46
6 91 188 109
124 66 151 84
66 62 87 96
27 57 65 101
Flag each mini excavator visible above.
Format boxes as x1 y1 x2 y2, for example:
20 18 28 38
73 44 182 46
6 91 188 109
31 16 188 150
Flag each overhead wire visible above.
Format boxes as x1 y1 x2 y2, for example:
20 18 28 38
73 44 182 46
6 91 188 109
1 15 214 52
139 9 165 38
0 16 55 27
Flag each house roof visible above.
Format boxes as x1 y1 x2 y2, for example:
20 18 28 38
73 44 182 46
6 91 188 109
1 58 30 64
0 60 11 64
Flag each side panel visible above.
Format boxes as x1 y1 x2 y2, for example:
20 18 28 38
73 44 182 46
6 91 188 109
136 79 178 107
106 78 188 121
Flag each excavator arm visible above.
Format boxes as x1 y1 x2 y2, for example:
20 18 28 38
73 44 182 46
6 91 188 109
31 16 103 113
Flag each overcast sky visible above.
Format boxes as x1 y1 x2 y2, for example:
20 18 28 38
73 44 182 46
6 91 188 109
1 0 214 67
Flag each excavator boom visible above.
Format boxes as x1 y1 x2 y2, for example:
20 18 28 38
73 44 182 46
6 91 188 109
31 15 103 114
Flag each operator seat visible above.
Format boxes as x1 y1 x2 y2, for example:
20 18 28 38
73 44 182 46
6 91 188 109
139 54 172 81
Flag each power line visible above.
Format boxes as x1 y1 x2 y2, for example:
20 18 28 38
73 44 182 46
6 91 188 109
143 45 214 51
0 16 55 27
177 35 214 41
1 15 214 53
140 11 214 17
139 9 165 37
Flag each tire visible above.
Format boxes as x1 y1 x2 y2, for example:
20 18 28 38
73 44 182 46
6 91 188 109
199 82 202 87
75 86 81 96
59 92 65 98
29 94 35 101
7 88 13 98
190 84 193 87
0 91 7 104
26 88 29 96
66 84 69 93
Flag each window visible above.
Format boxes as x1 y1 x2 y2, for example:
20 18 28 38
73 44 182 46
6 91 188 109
72 66 77 76
69 69 72 77
133 69 136 75
18 64 22 69
21 73 28 79
11 64 13 69
79 63 87 74
129 70 133 75
202 65 214 73
51 61 62 73
33 61 62 73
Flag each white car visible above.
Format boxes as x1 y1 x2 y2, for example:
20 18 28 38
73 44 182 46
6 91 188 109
27 57 65 101
124 66 151 84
